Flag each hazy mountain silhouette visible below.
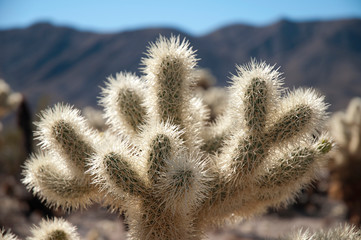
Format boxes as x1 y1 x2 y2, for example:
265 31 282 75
0 19 360 112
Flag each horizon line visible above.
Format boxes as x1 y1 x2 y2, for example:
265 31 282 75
0 16 360 36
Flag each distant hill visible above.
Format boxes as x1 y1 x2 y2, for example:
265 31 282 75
0 19 360 112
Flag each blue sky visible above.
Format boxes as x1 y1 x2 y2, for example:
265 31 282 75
0 0 360 35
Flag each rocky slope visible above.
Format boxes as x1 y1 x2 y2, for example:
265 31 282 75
0 19 360 111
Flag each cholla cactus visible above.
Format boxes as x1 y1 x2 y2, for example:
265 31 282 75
23 36 332 240
0 79 22 117
193 68 228 121
192 68 216 89
82 106 107 131
0 218 79 240
0 79 22 131
329 97 361 163
283 224 361 240
328 97 361 226
1 229 18 240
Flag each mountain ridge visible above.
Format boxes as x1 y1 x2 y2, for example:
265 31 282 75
0 18 360 112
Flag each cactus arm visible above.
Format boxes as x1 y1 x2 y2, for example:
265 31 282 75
22 152 96 209
35 104 98 175
215 62 283 181
141 36 203 149
100 72 149 138
257 139 331 191
283 223 361 240
27 218 80 240
239 138 332 216
89 134 148 199
147 133 174 185
243 77 269 134
22 104 100 209
103 152 147 196
265 88 328 145
1 229 19 240
2 218 80 240
141 36 196 126
139 121 206 211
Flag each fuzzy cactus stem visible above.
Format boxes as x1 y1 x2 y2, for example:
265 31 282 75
258 148 316 188
147 134 172 183
244 77 268 134
117 88 147 133
266 104 313 143
104 152 146 196
101 72 149 139
36 165 92 198
142 36 198 147
51 120 95 170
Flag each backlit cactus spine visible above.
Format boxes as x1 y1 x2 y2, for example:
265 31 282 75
1 229 18 240
23 36 332 240
283 224 361 240
0 218 79 240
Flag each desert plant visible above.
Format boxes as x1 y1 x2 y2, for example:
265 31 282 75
0 79 22 117
192 68 228 122
328 97 361 226
1 228 18 240
192 68 216 89
0 79 22 132
82 106 107 131
282 224 361 240
22 36 332 240
0 79 29 174
1 218 79 240
329 98 361 162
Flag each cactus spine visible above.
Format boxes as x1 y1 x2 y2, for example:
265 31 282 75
283 224 361 240
1 229 18 240
0 218 79 240
22 36 332 239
